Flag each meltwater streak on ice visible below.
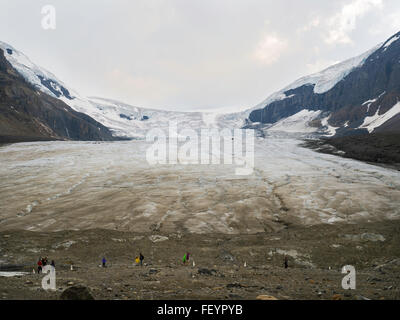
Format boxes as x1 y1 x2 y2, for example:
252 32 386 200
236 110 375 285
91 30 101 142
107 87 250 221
0 136 399 233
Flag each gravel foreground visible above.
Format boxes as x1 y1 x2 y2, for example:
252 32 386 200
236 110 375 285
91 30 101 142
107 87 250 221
0 220 399 300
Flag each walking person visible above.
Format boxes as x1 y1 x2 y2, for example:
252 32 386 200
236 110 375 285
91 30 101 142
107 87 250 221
139 253 144 267
284 256 289 269
102 257 107 268
182 252 190 265
37 258 43 274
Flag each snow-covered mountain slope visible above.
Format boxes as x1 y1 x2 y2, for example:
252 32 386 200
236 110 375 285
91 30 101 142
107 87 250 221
250 31 400 136
3 30 400 139
0 41 248 139
0 41 77 101
252 44 380 113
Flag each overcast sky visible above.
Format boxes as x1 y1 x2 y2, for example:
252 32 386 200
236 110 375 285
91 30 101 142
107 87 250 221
1 0 400 112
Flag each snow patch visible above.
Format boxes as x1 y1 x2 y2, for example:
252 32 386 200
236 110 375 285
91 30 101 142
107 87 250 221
321 116 339 137
362 92 385 112
383 35 400 51
268 110 322 133
360 102 400 133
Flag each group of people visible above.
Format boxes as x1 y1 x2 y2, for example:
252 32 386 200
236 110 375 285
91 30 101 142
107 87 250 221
134 253 145 266
101 252 193 268
37 257 55 274
37 252 286 275
38 252 286 273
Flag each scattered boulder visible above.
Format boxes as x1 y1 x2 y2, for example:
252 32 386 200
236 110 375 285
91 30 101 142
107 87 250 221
60 286 94 300
219 250 235 262
198 268 217 276
257 295 278 300
149 268 159 275
213 287 224 291
148 235 169 243
361 233 385 242
343 233 385 242
229 293 243 299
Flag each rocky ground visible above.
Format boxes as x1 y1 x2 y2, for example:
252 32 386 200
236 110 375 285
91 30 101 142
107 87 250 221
0 220 399 300
303 133 400 171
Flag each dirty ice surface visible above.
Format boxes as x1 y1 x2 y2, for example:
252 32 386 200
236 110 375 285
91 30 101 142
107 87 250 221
0 134 399 234
0 272 28 277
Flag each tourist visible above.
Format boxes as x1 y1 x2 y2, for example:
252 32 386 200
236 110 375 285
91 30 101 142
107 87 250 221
139 253 144 266
183 252 190 265
37 258 43 274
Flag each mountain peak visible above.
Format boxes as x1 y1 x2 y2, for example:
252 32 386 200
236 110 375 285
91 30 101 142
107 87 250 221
249 31 400 136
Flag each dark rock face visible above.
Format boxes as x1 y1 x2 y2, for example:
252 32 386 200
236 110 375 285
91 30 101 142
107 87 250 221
249 32 400 135
60 286 95 300
37 75 73 100
119 113 132 120
0 48 115 143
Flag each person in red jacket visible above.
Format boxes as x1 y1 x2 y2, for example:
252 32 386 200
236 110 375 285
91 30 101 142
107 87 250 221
37 258 43 274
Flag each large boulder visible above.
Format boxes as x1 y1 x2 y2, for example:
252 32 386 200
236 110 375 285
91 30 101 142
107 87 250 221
60 286 95 300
